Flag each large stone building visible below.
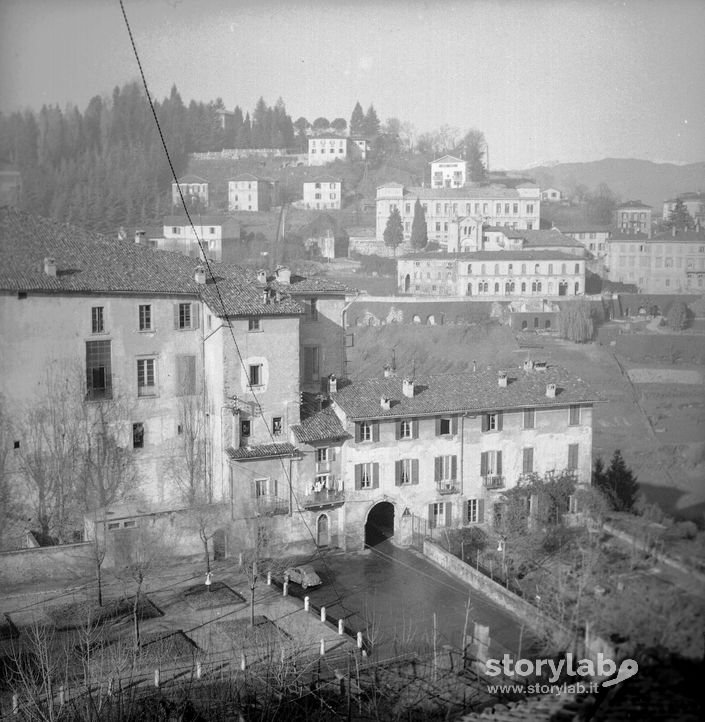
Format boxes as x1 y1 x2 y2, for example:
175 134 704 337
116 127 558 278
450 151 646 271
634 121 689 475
227 174 279 212
171 174 209 209
430 155 467 188
159 215 241 261
302 177 342 210
376 182 541 250
605 228 705 293
308 135 348 166
615 200 652 237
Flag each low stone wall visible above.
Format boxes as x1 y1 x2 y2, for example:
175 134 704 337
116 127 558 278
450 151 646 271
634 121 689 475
0 542 94 585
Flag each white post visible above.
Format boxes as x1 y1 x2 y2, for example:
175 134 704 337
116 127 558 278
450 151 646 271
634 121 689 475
338 618 344 635
59 685 65 706
283 581 288 596
357 631 363 649
320 606 326 623
320 639 325 656
196 661 202 679
107 679 113 697
154 669 160 688
12 694 19 715
241 653 246 671
304 595 310 611
267 571 272 585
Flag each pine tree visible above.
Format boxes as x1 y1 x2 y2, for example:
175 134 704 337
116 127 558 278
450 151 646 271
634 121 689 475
410 198 427 249
383 207 404 255
350 102 364 136
665 198 694 231
599 450 640 512
462 129 487 182
363 104 380 137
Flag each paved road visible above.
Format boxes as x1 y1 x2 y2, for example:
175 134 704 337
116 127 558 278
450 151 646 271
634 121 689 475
291 541 541 661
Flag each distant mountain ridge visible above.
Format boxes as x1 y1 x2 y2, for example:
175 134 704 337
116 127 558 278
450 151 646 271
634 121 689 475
519 158 705 212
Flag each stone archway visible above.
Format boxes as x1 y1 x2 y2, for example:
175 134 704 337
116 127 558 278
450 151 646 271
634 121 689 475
365 501 395 547
404 274 411 292
317 514 329 547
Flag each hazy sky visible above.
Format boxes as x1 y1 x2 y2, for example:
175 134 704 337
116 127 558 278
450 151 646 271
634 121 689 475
1 0 704 169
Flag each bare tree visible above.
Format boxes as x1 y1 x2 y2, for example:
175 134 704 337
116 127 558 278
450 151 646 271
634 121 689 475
170 396 209 505
0 396 22 549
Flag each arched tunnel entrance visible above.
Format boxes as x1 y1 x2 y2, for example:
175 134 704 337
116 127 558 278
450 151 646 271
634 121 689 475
365 502 395 547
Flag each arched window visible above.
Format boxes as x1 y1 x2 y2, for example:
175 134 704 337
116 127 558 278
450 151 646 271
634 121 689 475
521 320 528 330
483 282 489 293
531 281 537 292
494 282 500 293
535 264 540 274
510 281 515 292
575 281 580 295
494 263 500 275
505 282 511 295
467 283 472 296
537 281 542 292
545 319 551 329
574 263 580 274
467 264 472 274
534 317 539 328
521 282 526 293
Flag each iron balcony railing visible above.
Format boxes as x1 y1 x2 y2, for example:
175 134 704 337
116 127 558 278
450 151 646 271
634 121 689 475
482 475 505 489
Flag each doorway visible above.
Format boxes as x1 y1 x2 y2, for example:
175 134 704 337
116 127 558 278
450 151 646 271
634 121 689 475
365 501 395 547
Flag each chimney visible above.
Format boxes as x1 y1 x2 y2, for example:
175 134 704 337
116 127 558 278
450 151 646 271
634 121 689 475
402 378 415 398
257 269 267 284
262 290 270 305
276 266 291 285
546 383 557 398
498 371 508 388
43 257 57 277
135 229 145 244
328 374 337 394
194 266 206 285
380 396 391 410
384 365 393 378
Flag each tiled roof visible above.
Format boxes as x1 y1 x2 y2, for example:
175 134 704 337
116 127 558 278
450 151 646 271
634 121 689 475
306 176 341 184
333 366 598 420
163 214 228 225
652 229 705 242
226 443 298 460
432 155 464 164
227 173 260 182
555 224 612 233
398 250 582 262
285 276 358 295
0 208 301 318
608 232 650 240
402 186 522 200
504 229 584 248
175 174 208 184
617 200 651 209
291 406 350 444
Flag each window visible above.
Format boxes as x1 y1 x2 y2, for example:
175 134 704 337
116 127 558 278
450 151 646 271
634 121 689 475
436 416 457 436
355 462 378 490
176 355 196 396
132 422 144 449
523 408 535 429
395 458 419 485
256 478 275 497
356 421 378 443
316 447 329 464
481 412 502 432
428 502 450 529
466 498 484 524
137 358 157 396
397 418 418 440
435 455 457 490
241 419 251 437
139 304 152 331
248 364 262 387
568 443 579 470
175 302 198 330
569 405 580 425
272 417 282 436
480 450 503 485
86 340 112 400
91 306 104 333
522 447 534 474
248 318 261 332
303 346 320 382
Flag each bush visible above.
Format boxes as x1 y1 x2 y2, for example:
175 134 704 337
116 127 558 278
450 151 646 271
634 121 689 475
664 521 698 540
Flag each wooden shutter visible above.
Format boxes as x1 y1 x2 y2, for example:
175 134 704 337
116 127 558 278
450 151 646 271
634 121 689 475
354 464 362 490
477 499 484 523
372 422 379 442
395 420 401 440
191 303 199 329
451 455 457 480
250 480 257 498
435 418 441 436
355 423 362 443
372 463 379 489
434 457 441 482
445 502 452 527
411 459 419 485
481 415 489 432
568 444 578 470
480 452 488 477
412 419 419 439
523 447 533 474
173 304 180 329
496 451 503 476
273 478 278 497
395 460 402 486
329 447 336 461
497 412 503 431
451 416 458 435
428 504 435 528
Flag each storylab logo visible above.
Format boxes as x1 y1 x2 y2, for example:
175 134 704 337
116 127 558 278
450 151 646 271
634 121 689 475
485 653 639 691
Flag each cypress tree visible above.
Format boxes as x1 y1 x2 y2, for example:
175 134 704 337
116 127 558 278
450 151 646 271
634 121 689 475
410 198 427 249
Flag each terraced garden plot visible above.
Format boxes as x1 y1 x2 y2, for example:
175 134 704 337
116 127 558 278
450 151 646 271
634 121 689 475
45 595 163 631
182 581 245 610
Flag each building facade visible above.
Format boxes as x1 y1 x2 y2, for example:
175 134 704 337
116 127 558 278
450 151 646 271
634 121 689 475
227 174 279 212
554 224 611 257
376 183 541 249
308 136 348 166
159 215 241 261
605 228 705 293
663 193 705 225
302 177 342 210
615 201 652 238
171 175 209 209
431 156 467 188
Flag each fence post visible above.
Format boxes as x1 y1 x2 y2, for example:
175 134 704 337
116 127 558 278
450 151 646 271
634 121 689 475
304 595 310 612
12 693 19 715
320 639 325 656
59 685 65 706
338 618 344 635
283 581 288 597
154 669 160 688
357 631 363 649
241 653 246 671
267 571 272 585
196 661 202 679
320 606 326 623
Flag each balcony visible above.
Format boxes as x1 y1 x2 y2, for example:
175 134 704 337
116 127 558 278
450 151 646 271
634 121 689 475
483 475 505 489
301 485 345 511
255 495 289 517
436 480 459 495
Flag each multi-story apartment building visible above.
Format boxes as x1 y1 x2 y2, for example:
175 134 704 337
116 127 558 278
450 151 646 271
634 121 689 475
159 215 241 261
553 224 612 257
302 177 342 210
328 363 595 550
308 135 348 166
663 193 705 225
397 250 585 297
540 188 562 202
605 228 705 293
615 200 652 238
376 183 540 249
171 175 209 209
430 155 467 188
227 174 279 212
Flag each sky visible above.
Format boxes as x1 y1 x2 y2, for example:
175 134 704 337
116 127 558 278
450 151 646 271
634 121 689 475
1 0 704 169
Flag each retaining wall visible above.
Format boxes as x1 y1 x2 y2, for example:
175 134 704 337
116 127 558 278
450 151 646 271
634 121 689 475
0 542 94 585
